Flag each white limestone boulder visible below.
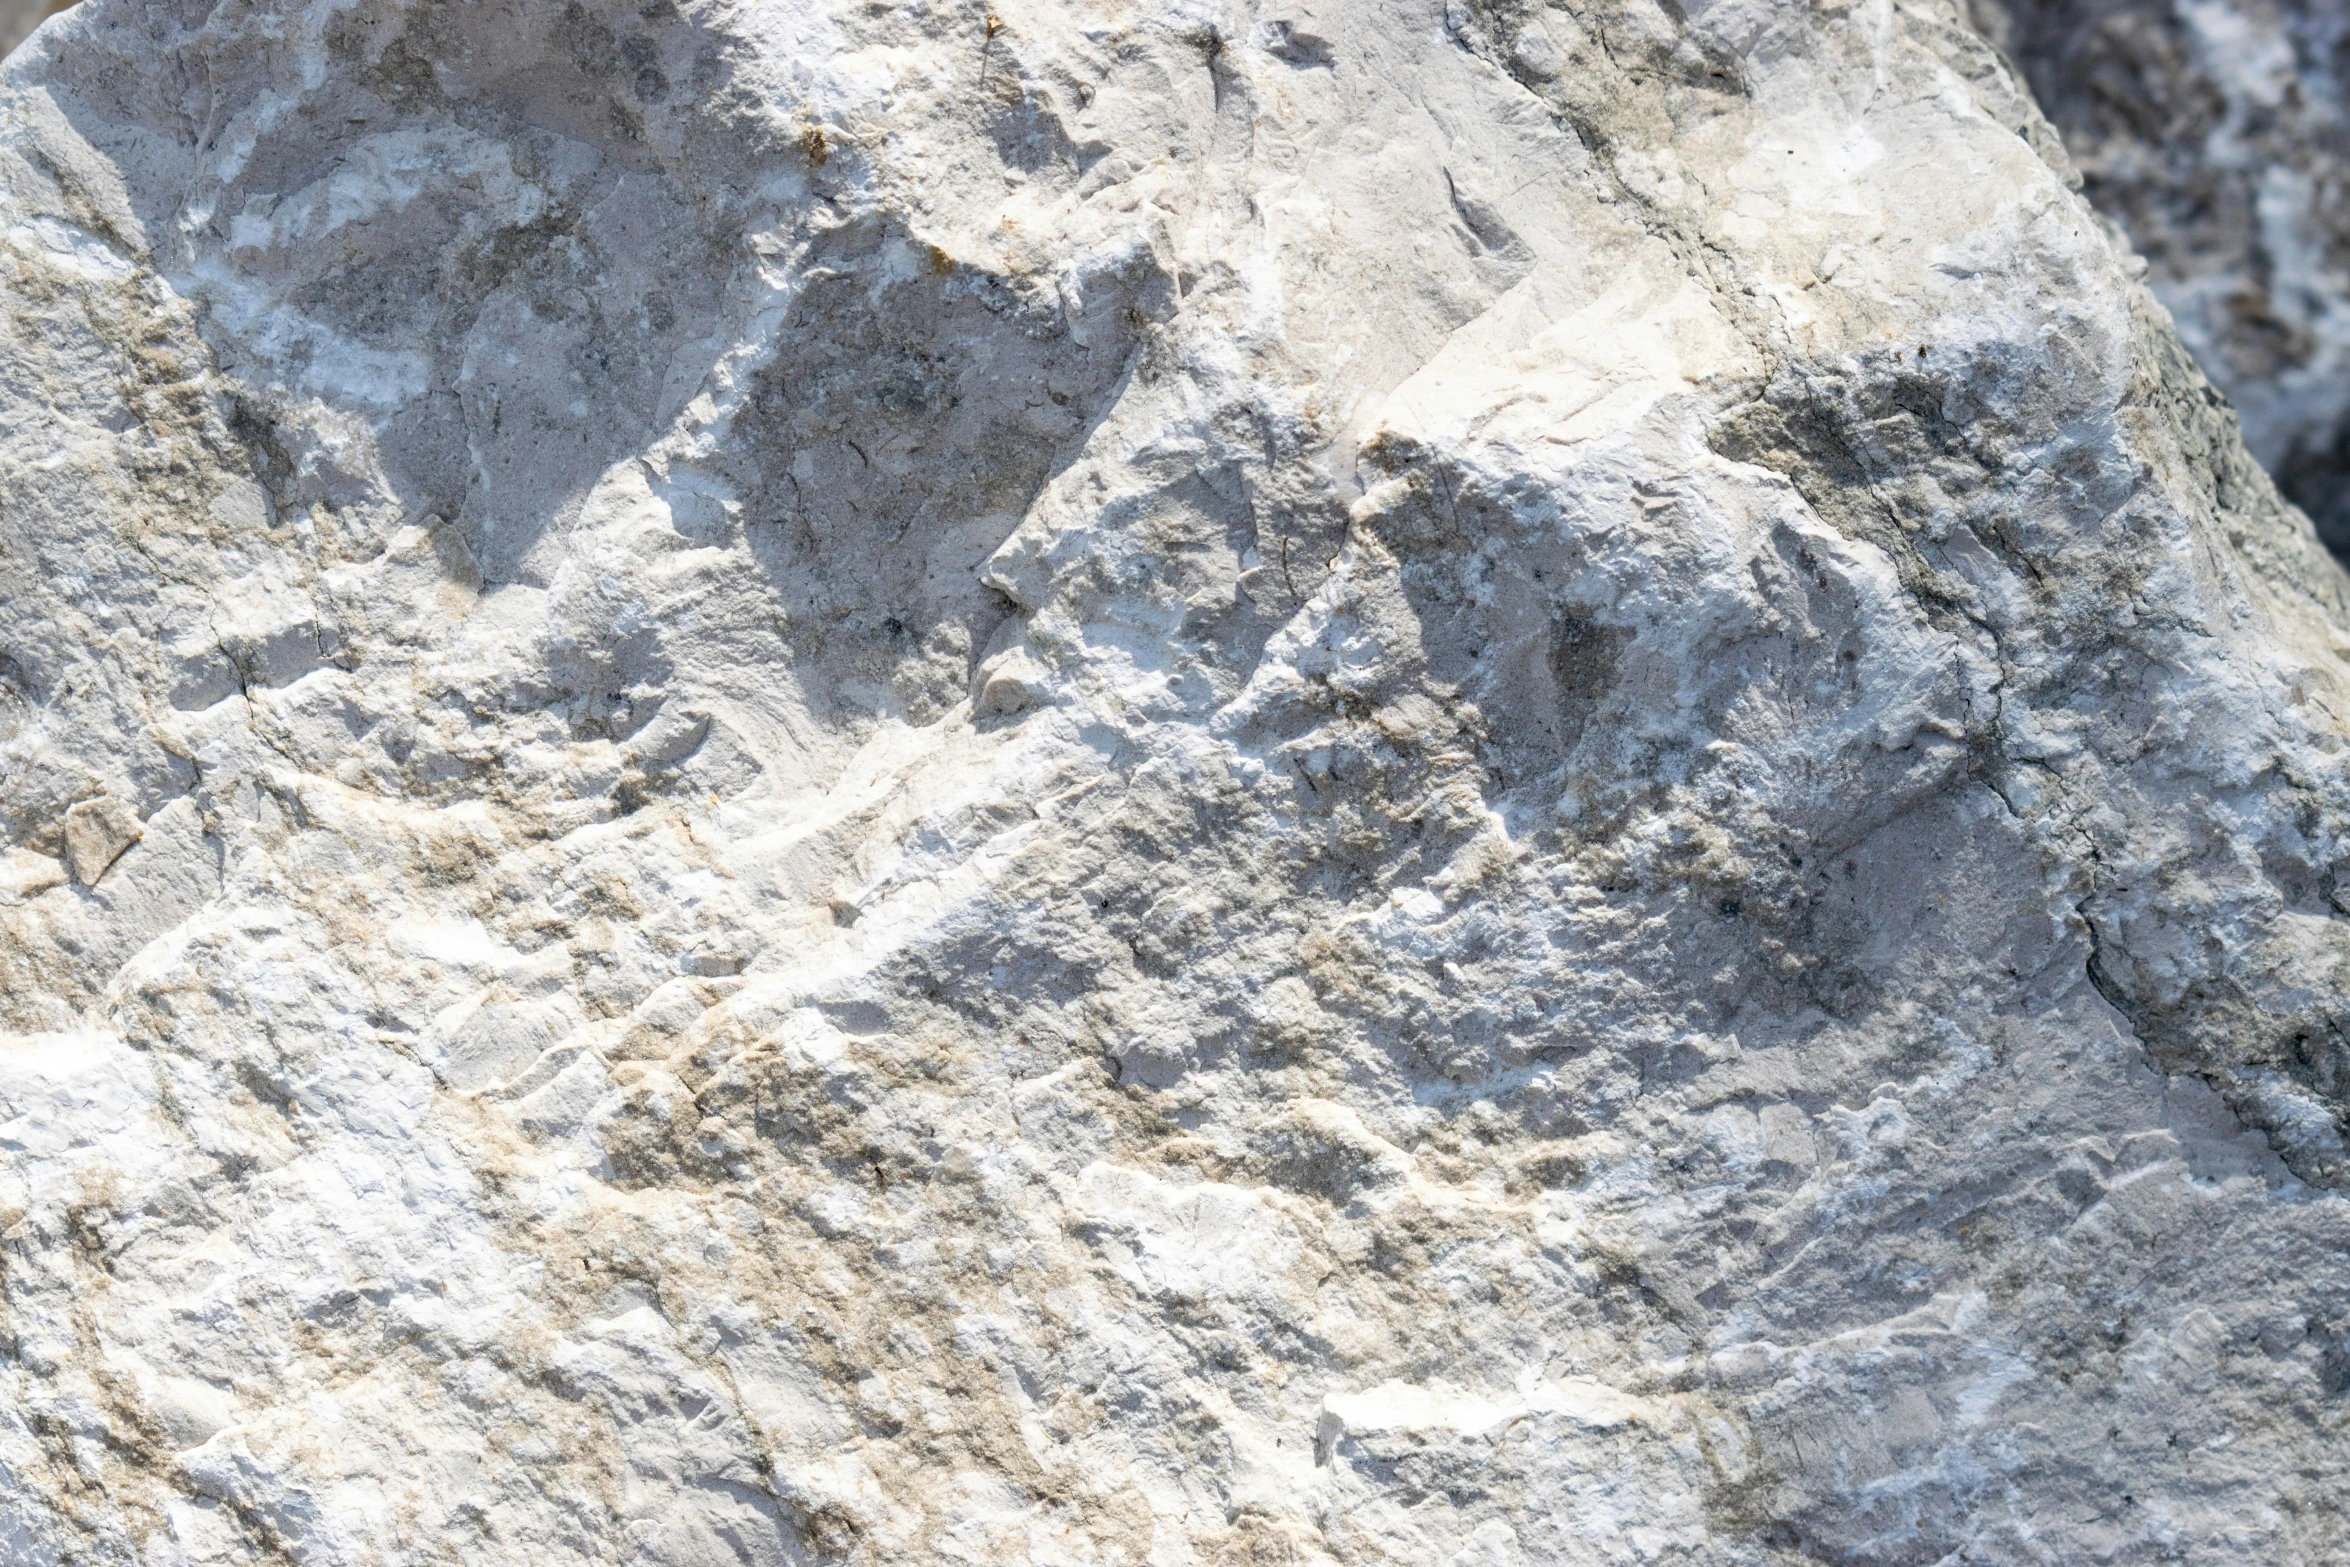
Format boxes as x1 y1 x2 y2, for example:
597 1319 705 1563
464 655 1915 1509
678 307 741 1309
0 0 2347 1562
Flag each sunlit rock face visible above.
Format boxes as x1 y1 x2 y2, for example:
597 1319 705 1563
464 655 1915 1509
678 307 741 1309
1978 0 2350 554
3 0 2350 1562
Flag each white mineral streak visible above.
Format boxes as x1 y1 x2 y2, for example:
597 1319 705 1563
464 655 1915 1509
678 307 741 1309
1 0 2348 1562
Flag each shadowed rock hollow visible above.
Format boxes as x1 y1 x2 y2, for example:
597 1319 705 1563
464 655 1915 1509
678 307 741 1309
3 0 2350 1563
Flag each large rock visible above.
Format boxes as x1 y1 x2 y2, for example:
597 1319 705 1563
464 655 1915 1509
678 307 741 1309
1 0 2348 1561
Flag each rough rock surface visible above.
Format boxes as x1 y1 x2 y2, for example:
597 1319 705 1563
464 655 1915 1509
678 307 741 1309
1977 0 2350 553
4 0 2350 1563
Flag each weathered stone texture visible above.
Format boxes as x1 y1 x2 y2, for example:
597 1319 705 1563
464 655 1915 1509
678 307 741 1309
2 0 2350 1563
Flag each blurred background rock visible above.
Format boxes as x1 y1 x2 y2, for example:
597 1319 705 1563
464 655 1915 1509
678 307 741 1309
1976 0 2350 555
0 1 69 60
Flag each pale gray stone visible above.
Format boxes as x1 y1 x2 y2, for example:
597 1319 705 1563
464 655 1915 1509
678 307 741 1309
0 0 2347 1563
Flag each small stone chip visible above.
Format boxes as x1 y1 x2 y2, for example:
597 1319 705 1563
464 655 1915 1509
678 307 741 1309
976 648 1047 716
63 796 142 886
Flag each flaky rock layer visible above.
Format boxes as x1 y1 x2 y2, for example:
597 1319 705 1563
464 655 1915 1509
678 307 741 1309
3 0 2350 1562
